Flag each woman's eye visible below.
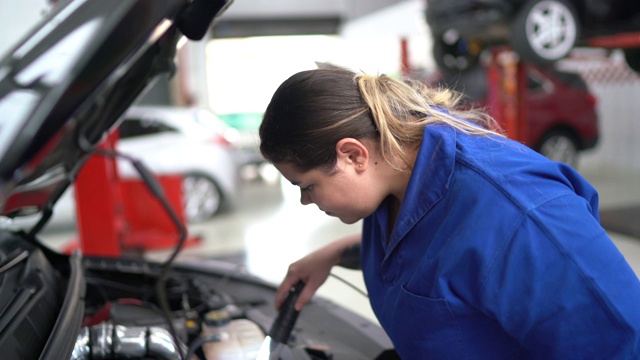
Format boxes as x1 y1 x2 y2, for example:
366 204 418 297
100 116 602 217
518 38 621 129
301 185 313 192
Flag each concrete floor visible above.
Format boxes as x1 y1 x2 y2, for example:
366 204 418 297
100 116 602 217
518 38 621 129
36 162 640 326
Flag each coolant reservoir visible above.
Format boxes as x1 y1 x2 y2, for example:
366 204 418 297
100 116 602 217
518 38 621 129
201 309 265 360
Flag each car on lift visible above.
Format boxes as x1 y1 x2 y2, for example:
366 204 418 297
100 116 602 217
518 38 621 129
0 1 396 360
425 0 640 73
427 63 599 168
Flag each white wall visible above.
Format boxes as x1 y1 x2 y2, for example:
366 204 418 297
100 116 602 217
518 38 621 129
560 51 640 172
206 0 432 114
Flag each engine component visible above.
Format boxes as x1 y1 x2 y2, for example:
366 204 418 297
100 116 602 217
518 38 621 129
71 322 186 360
193 309 265 360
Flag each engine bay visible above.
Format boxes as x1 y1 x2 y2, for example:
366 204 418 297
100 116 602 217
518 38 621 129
0 230 396 360
76 258 269 360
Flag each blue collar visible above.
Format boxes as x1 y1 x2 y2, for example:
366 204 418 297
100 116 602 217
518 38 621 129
383 124 457 260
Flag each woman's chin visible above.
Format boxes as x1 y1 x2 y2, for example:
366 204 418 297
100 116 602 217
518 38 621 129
336 215 360 225
322 210 361 224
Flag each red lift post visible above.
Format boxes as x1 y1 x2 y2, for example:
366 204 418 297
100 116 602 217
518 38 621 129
485 47 528 142
68 130 199 258
400 37 411 77
72 131 126 257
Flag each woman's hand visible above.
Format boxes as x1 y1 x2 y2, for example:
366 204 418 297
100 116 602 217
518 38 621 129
275 234 361 311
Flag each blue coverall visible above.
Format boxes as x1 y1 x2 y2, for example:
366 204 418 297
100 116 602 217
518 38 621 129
362 124 640 359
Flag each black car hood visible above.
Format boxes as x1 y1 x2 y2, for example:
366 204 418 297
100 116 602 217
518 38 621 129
0 0 230 224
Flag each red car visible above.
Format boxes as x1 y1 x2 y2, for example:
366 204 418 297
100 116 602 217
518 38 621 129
429 63 599 168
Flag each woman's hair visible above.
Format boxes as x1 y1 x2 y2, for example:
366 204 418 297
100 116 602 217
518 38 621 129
259 66 502 172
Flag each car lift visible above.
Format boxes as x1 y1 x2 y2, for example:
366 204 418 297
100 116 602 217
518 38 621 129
65 130 200 258
586 32 640 52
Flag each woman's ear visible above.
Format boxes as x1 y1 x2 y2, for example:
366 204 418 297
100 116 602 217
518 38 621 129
336 138 369 171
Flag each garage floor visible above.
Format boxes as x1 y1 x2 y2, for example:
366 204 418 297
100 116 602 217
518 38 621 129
37 163 640 325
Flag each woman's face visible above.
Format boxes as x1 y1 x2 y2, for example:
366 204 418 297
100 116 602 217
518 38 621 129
274 161 382 224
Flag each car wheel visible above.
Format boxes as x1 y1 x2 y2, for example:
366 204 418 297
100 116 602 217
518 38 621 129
432 31 480 73
624 48 640 72
182 173 223 222
536 130 579 168
510 0 579 65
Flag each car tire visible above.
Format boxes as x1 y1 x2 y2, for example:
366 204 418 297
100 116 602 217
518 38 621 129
182 173 223 223
624 48 640 72
432 32 480 73
536 130 579 168
510 0 579 65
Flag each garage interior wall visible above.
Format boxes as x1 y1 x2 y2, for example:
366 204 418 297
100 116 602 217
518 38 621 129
561 53 640 172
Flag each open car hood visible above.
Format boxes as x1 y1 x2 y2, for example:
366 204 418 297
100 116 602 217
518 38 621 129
0 0 230 225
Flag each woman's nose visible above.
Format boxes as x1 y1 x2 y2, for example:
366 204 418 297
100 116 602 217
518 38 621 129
300 190 312 205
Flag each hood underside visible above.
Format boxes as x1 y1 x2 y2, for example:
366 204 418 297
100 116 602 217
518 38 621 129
0 0 230 224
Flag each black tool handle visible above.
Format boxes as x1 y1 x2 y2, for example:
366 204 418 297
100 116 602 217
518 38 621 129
268 282 305 344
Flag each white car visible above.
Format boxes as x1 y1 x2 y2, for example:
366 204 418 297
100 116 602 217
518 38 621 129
115 105 241 222
11 105 242 228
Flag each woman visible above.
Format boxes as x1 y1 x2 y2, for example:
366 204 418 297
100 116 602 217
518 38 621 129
258 66 640 358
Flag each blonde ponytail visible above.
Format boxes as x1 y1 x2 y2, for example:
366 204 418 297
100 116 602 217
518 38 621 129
355 73 503 171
